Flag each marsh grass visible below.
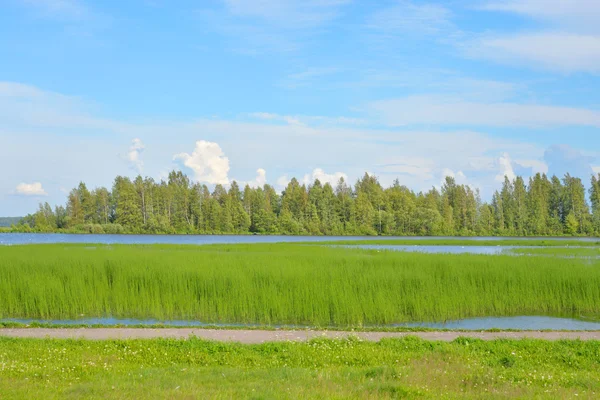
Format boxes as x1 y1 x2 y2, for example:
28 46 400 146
1 244 600 325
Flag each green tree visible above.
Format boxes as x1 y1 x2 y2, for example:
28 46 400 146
113 176 142 230
562 174 590 234
591 174 600 234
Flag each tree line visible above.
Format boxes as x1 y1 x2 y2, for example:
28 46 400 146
15 170 600 236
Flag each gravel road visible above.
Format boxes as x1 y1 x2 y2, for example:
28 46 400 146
1 329 599 343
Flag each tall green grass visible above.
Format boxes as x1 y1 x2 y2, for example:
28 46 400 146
1 244 600 325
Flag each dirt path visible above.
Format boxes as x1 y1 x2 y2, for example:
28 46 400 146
1 328 600 343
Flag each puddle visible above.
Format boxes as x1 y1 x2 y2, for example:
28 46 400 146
395 316 600 330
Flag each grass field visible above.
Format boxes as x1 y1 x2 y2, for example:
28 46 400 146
1 244 600 325
0 336 598 399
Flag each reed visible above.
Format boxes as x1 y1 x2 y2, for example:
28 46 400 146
1 244 599 325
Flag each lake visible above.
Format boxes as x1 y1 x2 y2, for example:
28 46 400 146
1 233 598 246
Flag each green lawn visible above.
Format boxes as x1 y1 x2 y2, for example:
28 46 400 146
1 243 600 325
0 336 598 399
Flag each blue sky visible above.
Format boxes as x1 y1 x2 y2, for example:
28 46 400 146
1 0 600 215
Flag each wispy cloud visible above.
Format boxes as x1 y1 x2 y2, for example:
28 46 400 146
21 0 89 19
247 111 366 127
481 0 600 32
473 1 600 73
200 0 351 54
222 0 351 29
281 67 340 88
369 95 600 127
366 1 453 36
465 32 600 74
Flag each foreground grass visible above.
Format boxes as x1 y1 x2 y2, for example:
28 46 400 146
0 337 598 399
1 244 600 325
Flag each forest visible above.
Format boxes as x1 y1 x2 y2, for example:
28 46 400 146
14 171 600 236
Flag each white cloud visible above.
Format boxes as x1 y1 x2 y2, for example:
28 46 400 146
276 175 290 190
514 159 548 175
467 33 600 74
14 182 48 196
369 95 600 127
127 138 145 173
242 168 267 188
496 153 517 182
442 168 468 185
248 112 302 126
302 168 347 186
593 166 600 175
174 141 230 185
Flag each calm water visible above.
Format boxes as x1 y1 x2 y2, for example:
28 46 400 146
1 233 599 246
339 244 525 255
3 316 600 330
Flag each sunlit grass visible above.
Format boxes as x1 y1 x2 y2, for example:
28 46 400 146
0 336 598 399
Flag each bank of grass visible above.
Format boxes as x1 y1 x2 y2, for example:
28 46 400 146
1 244 600 325
0 336 598 399
313 238 600 246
